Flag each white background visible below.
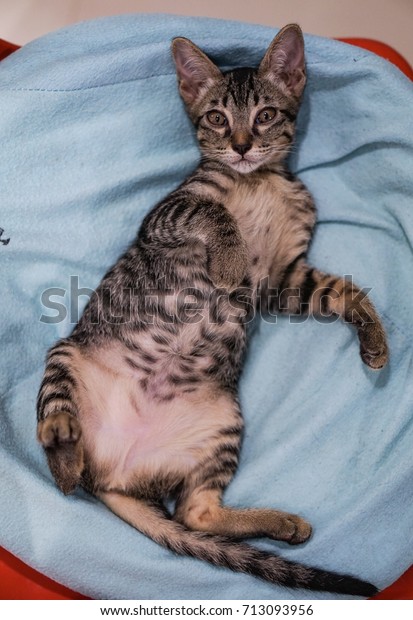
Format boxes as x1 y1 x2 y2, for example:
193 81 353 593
0 0 412 65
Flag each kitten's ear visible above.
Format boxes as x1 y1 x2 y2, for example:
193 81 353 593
171 37 222 106
258 24 306 98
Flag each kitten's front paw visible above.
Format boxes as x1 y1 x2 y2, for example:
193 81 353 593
358 322 389 370
37 412 81 448
208 244 248 290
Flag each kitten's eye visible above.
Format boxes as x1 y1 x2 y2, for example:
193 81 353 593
206 110 228 126
255 107 277 124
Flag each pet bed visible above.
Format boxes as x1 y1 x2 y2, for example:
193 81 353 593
1 14 413 600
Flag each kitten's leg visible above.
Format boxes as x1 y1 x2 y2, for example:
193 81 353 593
272 257 388 369
37 339 84 494
174 394 311 544
144 197 248 289
175 487 311 544
201 202 248 290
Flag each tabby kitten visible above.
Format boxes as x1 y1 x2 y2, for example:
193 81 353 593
37 24 388 596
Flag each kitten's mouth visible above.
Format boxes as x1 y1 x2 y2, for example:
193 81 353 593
229 156 262 174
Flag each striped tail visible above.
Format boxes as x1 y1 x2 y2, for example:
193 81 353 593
37 339 84 494
100 491 378 597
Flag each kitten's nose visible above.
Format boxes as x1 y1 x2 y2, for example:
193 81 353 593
232 142 252 156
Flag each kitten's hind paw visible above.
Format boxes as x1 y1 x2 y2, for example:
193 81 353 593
268 513 312 545
37 412 83 495
358 323 389 370
37 411 81 448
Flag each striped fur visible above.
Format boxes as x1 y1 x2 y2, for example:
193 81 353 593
36 25 386 596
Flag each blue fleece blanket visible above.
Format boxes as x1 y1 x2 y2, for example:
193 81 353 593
1 14 413 600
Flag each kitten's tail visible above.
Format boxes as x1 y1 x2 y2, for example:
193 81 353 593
100 491 378 597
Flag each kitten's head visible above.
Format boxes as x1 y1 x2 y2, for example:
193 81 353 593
172 24 306 174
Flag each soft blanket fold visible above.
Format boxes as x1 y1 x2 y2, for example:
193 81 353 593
1 14 412 600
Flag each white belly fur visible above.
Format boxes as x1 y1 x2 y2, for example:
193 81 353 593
75 345 238 490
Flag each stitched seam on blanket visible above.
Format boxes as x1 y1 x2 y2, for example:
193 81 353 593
0 58 373 94
0 73 173 92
